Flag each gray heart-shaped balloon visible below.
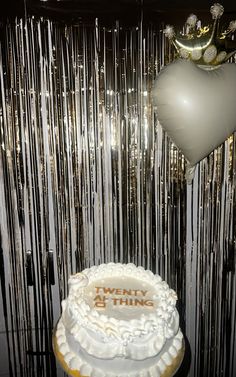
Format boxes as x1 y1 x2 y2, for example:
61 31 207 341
153 59 236 166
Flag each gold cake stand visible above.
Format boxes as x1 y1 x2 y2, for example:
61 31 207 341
52 322 185 377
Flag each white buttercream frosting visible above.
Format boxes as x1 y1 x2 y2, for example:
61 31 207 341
56 263 184 377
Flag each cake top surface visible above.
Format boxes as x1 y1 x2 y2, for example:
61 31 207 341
84 275 156 320
61 263 178 342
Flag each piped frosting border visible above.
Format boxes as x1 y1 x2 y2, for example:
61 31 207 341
61 263 178 345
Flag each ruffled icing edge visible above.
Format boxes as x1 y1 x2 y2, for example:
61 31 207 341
62 263 178 343
55 318 184 377
66 310 180 360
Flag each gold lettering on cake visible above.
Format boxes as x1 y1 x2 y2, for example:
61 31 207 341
103 287 116 294
94 294 108 308
134 299 144 306
95 287 148 297
111 298 154 307
143 300 154 307
93 286 154 309
94 295 104 301
95 287 106 294
118 298 129 305
123 289 132 295
114 289 123 295
141 290 148 297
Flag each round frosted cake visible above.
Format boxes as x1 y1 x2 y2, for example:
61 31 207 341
53 263 184 377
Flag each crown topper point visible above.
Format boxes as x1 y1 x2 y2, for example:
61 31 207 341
164 3 236 66
186 14 198 28
210 3 224 19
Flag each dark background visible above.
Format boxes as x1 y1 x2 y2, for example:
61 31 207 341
2 0 236 25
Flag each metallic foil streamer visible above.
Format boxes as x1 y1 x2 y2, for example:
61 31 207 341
0 15 235 377
186 134 236 377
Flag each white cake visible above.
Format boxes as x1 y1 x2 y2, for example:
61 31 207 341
53 263 184 377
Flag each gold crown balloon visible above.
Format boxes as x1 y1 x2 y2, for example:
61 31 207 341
164 3 236 66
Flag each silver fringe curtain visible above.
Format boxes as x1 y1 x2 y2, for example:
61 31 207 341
0 16 235 377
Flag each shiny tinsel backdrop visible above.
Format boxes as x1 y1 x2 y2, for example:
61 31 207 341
0 14 235 377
